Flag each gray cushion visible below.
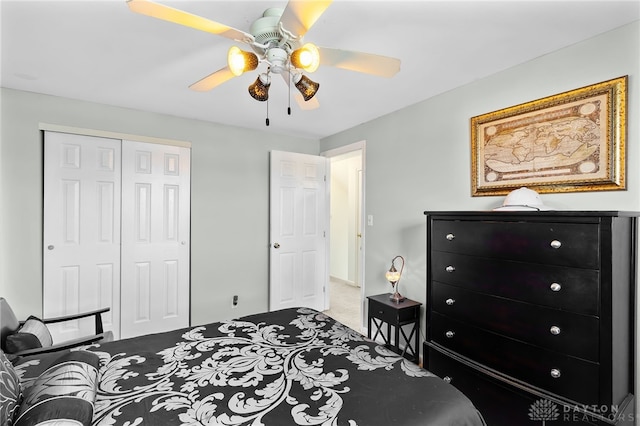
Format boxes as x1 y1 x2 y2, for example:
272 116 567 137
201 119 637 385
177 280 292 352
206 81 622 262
5 316 53 354
0 298 20 352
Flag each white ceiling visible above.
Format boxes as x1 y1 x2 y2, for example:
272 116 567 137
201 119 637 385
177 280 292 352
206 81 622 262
2 0 638 139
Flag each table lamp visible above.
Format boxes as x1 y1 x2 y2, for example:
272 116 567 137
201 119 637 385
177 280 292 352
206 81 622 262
385 255 405 303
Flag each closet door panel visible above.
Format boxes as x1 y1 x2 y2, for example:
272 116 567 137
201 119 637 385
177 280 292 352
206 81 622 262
120 140 190 338
43 131 121 342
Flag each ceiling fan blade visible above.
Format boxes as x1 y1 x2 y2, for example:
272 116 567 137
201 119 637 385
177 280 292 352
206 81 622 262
280 72 320 110
127 0 254 43
278 0 333 37
295 93 320 110
189 66 235 92
318 47 401 78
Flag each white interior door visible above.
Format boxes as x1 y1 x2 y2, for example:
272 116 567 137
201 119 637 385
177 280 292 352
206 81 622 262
43 132 121 342
269 150 328 312
120 140 191 338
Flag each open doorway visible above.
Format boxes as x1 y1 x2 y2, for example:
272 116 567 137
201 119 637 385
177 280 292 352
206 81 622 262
322 142 365 333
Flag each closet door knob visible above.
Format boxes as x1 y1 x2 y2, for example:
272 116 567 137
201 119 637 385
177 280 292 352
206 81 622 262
550 283 562 292
273 243 280 249
550 326 561 335
445 298 455 306
445 265 456 273
550 368 561 378
445 330 455 338
446 233 455 241
443 376 452 383
550 240 562 249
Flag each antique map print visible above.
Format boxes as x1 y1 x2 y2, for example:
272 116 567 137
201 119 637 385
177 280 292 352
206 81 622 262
478 93 609 189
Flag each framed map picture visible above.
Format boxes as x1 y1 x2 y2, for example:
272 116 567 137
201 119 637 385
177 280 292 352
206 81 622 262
470 76 627 196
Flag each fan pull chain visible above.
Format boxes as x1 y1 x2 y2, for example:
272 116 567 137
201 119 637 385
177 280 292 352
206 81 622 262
265 97 270 126
288 74 292 115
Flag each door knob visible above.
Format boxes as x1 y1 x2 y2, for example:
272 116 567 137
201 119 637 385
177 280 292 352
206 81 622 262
273 243 280 249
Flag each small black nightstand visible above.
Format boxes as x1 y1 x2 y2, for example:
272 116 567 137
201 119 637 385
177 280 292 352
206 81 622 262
367 293 422 363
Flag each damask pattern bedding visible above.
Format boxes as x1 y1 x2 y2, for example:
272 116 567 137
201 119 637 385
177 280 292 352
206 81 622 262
13 307 485 426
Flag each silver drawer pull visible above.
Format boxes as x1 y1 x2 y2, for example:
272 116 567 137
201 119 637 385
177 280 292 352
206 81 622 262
445 330 455 338
550 283 562 292
550 368 561 379
445 265 456 273
550 240 562 249
446 233 455 241
445 298 455 306
550 326 561 335
443 376 452 383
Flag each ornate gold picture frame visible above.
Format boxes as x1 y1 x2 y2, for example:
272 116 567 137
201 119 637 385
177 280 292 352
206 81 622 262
471 76 627 196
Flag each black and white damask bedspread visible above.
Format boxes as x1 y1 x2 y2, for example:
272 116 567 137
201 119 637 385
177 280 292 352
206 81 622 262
13 308 485 426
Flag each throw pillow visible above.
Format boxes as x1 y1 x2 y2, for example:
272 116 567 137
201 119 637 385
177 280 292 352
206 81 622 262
0 349 22 426
5 316 53 354
14 350 99 426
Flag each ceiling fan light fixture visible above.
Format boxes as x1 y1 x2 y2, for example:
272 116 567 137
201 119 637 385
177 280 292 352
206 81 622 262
228 46 259 76
248 73 271 101
291 43 320 73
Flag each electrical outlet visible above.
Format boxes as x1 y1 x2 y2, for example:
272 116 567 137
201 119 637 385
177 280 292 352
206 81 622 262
232 295 238 308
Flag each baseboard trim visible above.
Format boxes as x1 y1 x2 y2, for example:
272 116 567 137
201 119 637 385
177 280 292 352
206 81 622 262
330 276 357 287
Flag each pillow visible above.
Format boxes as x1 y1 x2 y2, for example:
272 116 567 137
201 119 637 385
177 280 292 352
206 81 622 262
14 351 99 426
5 316 53 354
0 349 23 426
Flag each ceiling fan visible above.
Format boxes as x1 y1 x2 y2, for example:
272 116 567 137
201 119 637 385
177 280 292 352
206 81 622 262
126 0 401 123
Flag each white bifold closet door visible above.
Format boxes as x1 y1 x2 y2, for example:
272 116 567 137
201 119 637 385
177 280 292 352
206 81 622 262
43 132 190 342
44 132 122 342
120 140 190 339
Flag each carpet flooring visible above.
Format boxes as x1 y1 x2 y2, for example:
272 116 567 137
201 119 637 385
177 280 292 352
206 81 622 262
323 279 363 333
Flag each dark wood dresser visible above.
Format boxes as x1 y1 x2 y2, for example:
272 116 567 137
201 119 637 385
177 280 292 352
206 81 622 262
423 211 636 425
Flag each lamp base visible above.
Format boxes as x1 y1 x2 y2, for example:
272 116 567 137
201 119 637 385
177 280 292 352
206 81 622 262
389 292 405 303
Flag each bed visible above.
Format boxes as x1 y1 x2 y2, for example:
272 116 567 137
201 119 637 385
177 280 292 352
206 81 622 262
7 307 485 425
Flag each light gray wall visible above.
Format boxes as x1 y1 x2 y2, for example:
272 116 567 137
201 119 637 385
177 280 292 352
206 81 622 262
320 19 640 407
0 88 319 326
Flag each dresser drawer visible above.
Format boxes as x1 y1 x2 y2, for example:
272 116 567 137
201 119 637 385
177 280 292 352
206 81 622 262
426 346 600 426
432 282 599 361
431 251 599 315
431 219 600 268
431 313 600 404
427 346 536 425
